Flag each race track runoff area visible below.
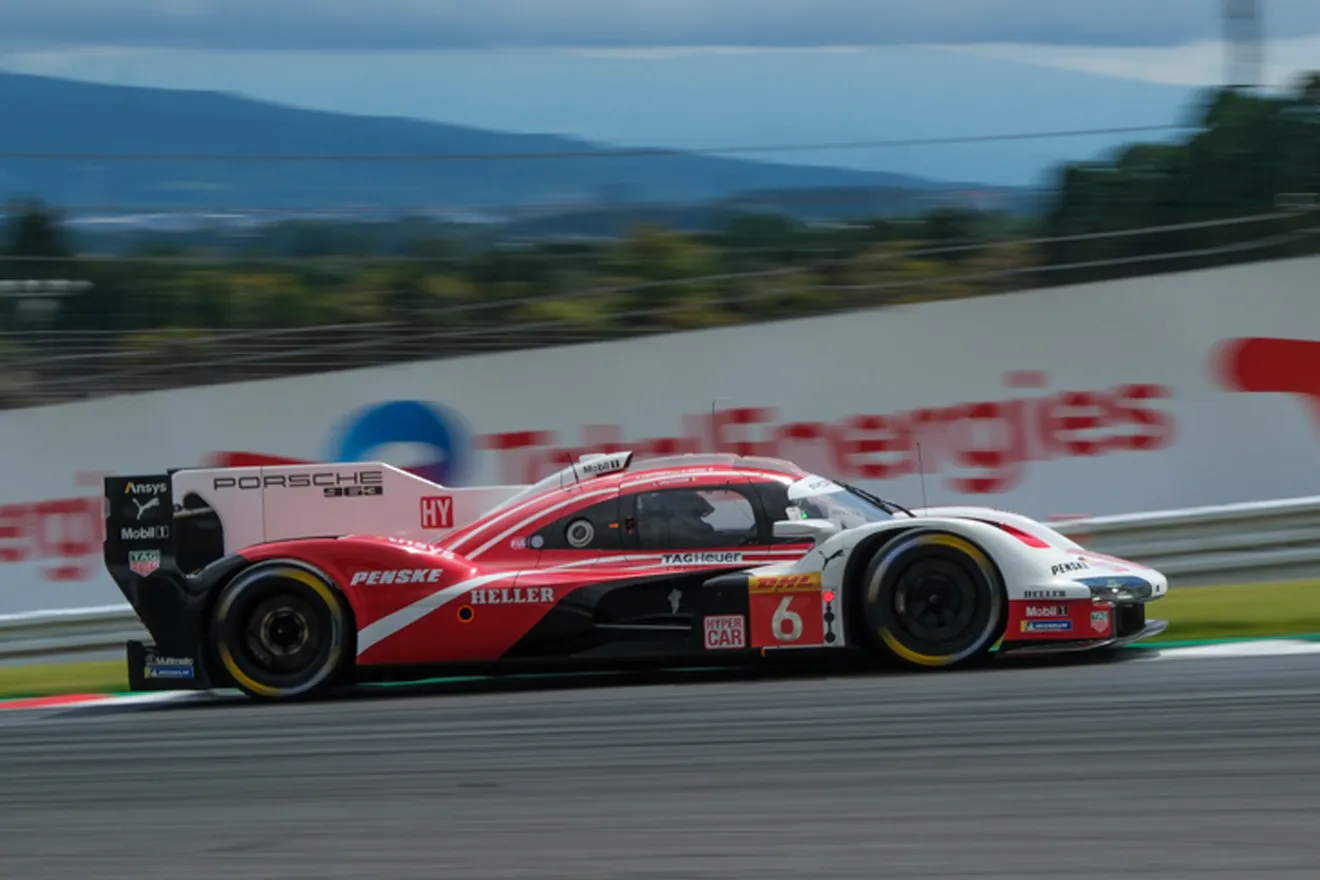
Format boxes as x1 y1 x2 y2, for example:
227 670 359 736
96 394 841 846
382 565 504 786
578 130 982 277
2 640 1320 879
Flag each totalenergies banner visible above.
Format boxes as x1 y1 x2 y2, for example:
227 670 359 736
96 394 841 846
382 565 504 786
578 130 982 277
3 255 1320 614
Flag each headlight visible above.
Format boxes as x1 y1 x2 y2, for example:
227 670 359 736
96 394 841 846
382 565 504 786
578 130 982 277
1078 576 1154 603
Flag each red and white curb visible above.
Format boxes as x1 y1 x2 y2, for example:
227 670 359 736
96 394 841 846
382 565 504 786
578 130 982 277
0 691 203 713
4 639 1320 713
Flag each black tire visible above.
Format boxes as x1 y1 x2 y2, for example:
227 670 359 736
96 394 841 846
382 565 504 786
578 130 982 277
210 560 350 700
857 531 1005 669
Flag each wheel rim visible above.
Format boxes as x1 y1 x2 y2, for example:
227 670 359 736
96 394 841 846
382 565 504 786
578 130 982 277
214 561 348 699
863 534 1004 665
242 594 325 677
891 558 980 647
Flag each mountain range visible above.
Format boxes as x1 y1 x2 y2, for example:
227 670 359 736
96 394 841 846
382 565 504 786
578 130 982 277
0 69 1026 222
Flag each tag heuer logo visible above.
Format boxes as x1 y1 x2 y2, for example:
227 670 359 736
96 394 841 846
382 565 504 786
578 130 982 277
129 550 161 576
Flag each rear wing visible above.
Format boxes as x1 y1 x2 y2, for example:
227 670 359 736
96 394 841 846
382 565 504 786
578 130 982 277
105 462 527 580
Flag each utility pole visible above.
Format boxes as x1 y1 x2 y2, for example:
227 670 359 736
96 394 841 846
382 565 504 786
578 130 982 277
1224 0 1263 91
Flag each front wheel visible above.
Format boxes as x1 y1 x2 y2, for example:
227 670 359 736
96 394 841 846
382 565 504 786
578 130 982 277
210 561 351 700
857 531 1005 669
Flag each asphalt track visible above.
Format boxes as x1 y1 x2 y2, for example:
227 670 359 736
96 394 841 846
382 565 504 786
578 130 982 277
3 647 1320 879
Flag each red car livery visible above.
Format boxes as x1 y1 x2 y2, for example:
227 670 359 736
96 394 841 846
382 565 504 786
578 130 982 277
103 451 1167 700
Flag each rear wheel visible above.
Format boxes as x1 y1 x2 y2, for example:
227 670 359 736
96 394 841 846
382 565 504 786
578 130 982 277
857 531 1005 669
211 561 350 700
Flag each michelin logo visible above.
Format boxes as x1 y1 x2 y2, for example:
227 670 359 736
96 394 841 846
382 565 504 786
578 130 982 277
144 656 195 679
1021 619 1073 633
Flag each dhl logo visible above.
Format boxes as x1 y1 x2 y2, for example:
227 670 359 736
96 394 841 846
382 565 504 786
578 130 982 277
748 573 823 594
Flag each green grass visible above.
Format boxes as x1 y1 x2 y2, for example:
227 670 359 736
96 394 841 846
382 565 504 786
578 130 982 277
3 579 1320 701
0 660 127 700
1146 578 1320 642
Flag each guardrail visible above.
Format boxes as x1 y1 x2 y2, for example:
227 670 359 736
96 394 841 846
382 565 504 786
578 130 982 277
4 494 1320 664
1051 494 1320 588
0 605 147 664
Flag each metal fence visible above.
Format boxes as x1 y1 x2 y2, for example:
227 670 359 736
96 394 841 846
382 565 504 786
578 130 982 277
2 207 1318 408
4 493 1319 664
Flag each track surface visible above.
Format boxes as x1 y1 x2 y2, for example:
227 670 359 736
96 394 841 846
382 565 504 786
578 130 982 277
3 650 1320 879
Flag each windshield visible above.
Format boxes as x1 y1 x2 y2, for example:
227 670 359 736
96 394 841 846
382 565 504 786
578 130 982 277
784 475 911 529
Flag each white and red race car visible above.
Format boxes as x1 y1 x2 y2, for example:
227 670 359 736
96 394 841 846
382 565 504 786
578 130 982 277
104 450 1168 700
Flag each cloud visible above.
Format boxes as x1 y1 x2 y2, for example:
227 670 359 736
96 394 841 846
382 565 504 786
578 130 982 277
1 0 1318 52
948 35 1320 90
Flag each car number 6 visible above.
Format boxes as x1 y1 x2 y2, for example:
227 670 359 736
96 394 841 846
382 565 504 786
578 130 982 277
772 596 803 642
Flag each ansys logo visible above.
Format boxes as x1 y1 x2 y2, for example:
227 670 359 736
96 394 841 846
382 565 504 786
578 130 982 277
1213 337 1320 435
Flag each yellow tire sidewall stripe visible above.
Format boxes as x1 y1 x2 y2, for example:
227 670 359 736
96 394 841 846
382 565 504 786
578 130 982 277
217 564 345 698
875 532 1000 667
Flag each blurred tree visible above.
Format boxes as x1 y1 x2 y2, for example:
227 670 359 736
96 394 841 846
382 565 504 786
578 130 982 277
0 200 77 333
8 71 1320 407
3 199 71 269
1038 72 1320 282
919 208 985 262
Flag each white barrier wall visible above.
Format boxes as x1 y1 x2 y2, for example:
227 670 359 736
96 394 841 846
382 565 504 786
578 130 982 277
4 255 1320 614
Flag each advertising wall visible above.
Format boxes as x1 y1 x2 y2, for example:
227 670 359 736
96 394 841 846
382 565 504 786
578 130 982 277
4 255 1320 614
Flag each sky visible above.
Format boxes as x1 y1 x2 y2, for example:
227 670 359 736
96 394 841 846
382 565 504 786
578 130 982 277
2 1 1319 52
1 1 1318 188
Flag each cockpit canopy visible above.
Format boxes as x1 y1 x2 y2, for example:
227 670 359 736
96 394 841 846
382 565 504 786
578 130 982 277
778 474 901 529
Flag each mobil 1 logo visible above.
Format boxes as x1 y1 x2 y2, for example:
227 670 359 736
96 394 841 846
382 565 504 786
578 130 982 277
213 469 385 498
121 524 170 543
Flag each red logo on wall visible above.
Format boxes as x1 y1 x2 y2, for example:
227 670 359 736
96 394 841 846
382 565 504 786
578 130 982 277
484 372 1177 493
1213 337 1320 433
0 497 103 582
200 372 1179 495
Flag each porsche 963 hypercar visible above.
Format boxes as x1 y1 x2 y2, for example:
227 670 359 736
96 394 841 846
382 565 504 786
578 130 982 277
103 451 1168 699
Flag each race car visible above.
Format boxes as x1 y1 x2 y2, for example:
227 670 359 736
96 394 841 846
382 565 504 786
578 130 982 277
103 450 1168 700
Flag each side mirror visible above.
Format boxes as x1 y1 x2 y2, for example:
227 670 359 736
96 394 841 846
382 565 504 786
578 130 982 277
773 518 841 544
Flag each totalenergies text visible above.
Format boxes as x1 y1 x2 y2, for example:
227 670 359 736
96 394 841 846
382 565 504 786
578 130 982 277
479 374 1176 494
